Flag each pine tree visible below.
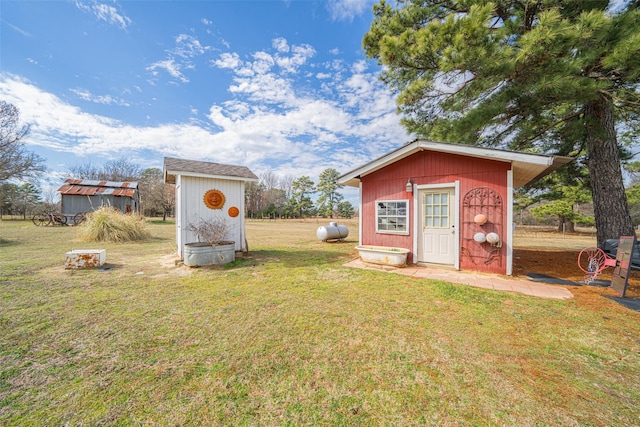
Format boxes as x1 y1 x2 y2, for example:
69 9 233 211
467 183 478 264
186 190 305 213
290 176 315 218
364 0 640 245
316 168 344 218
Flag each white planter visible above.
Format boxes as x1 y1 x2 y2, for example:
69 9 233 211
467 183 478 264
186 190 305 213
355 245 410 267
64 249 106 269
184 242 235 267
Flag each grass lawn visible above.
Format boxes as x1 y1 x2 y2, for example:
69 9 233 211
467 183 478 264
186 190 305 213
1 218 639 426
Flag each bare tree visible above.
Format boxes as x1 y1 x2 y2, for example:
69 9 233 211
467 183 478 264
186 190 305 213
67 157 142 182
138 167 175 220
260 171 279 192
279 174 295 200
102 158 142 181
67 160 102 180
0 101 46 182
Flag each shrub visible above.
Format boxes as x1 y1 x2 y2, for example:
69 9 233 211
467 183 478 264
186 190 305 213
186 215 232 245
76 207 151 243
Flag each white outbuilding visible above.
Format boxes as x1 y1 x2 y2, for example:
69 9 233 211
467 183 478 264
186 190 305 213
163 157 258 258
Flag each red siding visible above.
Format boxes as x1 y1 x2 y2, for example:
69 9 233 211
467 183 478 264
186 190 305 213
361 150 510 274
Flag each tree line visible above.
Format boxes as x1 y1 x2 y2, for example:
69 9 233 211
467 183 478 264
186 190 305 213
245 169 355 219
0 161 356 221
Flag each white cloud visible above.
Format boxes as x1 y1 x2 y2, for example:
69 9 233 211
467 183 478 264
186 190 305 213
212 52 242 70
70 88 130 107
1 25 410 185
276 44 316 73
272 37 289 53
174 34 209 58
228 73 296 105
1 19 33 37
74 0 131 30
251 52 276 74
147 34 211 83
146 59 189 83
326 0 373 22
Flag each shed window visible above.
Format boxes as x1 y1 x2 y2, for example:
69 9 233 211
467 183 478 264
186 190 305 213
376 200 409 234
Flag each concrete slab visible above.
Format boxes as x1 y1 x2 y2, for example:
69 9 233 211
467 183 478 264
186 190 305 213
344 259 574 300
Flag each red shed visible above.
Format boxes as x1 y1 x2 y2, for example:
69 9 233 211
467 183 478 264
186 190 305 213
339 140 572 275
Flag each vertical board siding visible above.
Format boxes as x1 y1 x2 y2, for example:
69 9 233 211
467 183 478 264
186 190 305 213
176 176 183 254
61 195 136 215
178 176 245 255
362 150 510 274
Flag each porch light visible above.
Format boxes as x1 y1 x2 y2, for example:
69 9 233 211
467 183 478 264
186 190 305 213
405 178 413 193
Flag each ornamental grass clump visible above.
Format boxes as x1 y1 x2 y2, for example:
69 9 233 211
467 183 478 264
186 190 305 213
77 207 151 243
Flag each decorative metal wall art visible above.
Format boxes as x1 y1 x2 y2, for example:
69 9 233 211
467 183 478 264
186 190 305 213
203 189 225 210
461 187 503 266
228 206 240 217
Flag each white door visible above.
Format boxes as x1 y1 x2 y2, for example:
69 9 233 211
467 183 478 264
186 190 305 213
418 188 456 265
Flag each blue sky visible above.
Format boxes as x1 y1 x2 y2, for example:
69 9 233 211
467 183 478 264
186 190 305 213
1 0 410 201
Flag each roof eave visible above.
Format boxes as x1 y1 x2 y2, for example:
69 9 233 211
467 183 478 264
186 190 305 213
164 169 259 183
338 140 574 188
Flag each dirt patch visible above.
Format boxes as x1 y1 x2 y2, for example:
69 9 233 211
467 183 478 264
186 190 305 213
513 248 640 311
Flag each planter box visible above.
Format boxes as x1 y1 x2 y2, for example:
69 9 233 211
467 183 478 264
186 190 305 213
355 245 410 267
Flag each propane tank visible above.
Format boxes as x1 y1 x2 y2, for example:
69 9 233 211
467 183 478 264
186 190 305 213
317 221 349 242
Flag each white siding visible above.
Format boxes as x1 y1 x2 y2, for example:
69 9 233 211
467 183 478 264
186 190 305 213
176 175 183 254
176 175 246 257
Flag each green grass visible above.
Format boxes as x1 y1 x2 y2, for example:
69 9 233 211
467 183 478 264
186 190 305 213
0 218 638 426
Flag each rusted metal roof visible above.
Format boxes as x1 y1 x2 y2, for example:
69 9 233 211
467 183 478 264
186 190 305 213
163 157 258 184
57 179 138 198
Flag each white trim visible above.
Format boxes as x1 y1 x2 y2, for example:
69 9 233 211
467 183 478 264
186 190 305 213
358 182 363 246
413 182 459 269
413 185 418 261
454 180 460 270
240 181 246 251
375 199 410 235
506 170 514 275
165 170 259 183
338 140 573 189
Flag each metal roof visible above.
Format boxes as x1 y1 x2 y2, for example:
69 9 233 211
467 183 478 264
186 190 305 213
163 157 259 184
57 179 138 197
338 140 573 189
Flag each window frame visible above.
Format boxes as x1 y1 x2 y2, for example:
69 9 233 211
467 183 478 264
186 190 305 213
423 191 451 229
375 199 410 235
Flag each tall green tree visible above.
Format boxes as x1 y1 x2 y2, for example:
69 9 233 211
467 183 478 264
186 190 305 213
337 201 355 219
316 168 344 218
517 157 592 231
0 182 19 217
364 0 640 245
14 182 42 219
530 185 594 230
0 182 41 218
290 176 315 218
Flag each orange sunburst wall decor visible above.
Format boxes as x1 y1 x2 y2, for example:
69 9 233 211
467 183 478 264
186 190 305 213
203 189 225 210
